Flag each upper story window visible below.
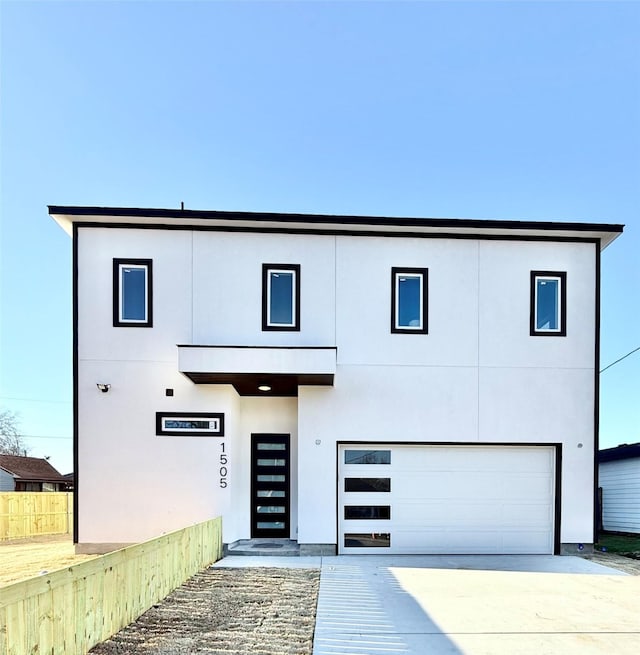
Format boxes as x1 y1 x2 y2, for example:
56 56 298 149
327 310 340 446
391 267 428 334
113 259 153 327
262 264 300 331
530 271 566 336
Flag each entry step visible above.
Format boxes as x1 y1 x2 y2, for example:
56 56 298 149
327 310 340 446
224 539 300 557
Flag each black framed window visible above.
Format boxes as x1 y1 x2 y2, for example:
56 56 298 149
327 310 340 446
530 271 566 336
113 259 153 327
156 412 224 436
391 267 428 334
262 264 300 331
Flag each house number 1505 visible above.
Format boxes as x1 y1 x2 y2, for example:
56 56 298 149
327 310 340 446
219 442 228 488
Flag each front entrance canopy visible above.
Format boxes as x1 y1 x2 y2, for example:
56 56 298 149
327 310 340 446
177 345 336 396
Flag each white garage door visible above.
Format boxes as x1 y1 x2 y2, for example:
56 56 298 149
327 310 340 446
338 444 556 555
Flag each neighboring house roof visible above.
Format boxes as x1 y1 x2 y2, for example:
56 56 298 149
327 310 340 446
599 442 640 464
0 455 67 483
48 206 624 250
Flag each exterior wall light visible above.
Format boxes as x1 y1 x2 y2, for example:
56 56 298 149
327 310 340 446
96 383 111 393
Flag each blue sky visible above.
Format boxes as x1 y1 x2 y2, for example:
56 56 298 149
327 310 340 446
1 0 638 474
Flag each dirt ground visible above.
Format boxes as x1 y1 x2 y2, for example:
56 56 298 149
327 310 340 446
2 538 638 655
1 534 638 586
87 553 639 655
1 534 638 587
0 534 97 585
90 567 321 655
585 550 640 575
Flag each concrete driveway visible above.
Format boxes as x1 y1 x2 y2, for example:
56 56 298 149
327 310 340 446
309 555 640 655
215 553 640 654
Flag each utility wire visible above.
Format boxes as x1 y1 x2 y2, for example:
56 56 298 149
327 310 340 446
600 345 640 374
0 396 71 405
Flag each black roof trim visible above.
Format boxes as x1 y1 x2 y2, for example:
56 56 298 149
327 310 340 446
599 442 640 463
48 205 624 234
177 344 337 350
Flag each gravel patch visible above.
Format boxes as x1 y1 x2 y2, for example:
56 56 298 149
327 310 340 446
585 551 640 575
90 567 320 655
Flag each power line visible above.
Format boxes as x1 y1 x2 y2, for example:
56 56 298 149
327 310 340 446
21 435 72 441
0 396 71 405
600 345 640 374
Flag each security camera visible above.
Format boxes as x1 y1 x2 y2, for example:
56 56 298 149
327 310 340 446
96 383 111 393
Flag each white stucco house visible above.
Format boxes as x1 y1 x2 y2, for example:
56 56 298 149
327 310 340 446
49 206 622 555
599 443 640 534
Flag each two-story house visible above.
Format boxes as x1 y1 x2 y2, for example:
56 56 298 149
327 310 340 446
49 206 622 555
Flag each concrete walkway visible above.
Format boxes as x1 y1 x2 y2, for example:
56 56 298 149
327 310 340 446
215 554 640 655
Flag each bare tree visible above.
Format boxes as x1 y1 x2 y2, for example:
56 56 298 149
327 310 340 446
0 409 29 456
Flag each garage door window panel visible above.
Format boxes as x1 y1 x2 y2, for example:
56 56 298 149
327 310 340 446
344 450 391 465
345 533 391 548
344 505 391 520
344 478 391 492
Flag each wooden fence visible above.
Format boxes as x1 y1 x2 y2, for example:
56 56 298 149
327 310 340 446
0 492 73 540
0 516 223 655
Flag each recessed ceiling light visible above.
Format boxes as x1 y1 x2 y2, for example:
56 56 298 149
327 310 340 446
258 384 272 392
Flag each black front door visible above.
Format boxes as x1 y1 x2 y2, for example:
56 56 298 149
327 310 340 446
251 434 290 538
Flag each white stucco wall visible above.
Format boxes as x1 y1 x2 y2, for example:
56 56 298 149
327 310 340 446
235 397 298 542
77 360 239 543
76 226 598 548
297 237 596 546
192 231 336 346
77 228 194 363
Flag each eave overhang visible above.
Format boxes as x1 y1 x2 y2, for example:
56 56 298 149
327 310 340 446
177 345 336 397
49 206 624 250
599 442 640 463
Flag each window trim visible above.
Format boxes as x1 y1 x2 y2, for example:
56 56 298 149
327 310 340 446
262 263 300 331
113 258 153 327
530 270 567 337
391 267 428 334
